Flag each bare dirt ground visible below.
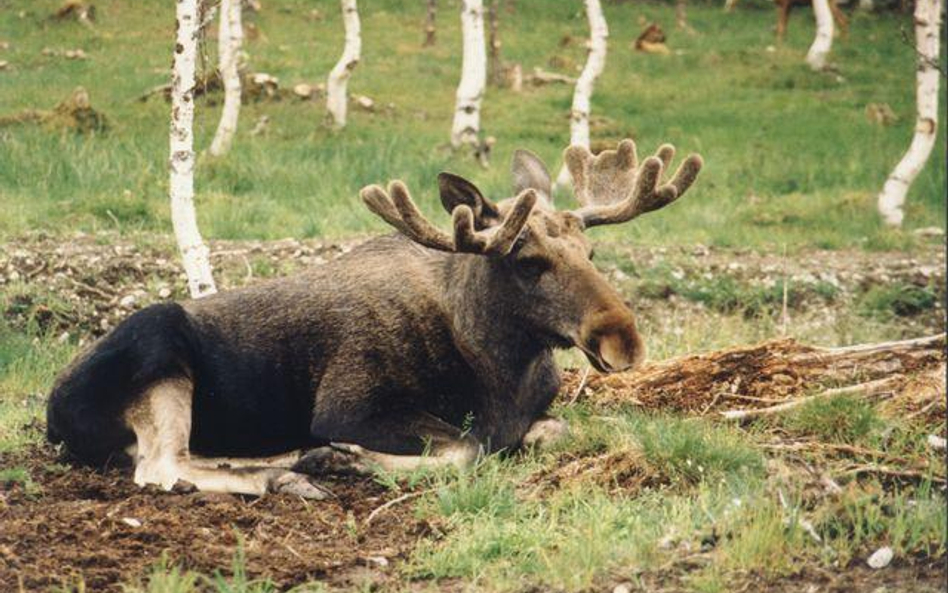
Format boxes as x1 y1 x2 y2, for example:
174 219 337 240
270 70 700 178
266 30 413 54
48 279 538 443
1 231 944 340
0 446 425 592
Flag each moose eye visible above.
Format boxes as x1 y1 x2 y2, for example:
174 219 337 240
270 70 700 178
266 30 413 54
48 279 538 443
517 256 551 278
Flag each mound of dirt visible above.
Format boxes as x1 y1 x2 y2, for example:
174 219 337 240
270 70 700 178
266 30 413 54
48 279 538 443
0 446 428 592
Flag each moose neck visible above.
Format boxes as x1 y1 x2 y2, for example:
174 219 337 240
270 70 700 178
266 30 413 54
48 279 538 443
440 252 551 378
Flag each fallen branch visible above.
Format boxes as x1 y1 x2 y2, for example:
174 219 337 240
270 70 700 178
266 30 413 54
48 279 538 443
364 489 431 525
720 375 899 421
838 464 946 484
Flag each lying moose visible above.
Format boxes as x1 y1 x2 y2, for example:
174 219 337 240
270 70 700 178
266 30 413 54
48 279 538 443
46 139 702 498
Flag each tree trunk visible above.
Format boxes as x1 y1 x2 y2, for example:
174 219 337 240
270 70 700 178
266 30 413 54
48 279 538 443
451 0 487 148
556 0 608 188
424 0 437 47
327 0 361 128
487 0 503 86
170 0 217 299
208 0 243 156
806 0 834 70
877 0 942 227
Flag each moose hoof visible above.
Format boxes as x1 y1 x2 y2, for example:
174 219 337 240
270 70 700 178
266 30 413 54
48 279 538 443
292 446 370 476
522 416 570 450
271 472 333 500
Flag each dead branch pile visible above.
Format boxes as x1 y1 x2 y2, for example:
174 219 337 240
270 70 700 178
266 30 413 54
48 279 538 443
568 334 946 417
0 87 106 133
138 72 287 103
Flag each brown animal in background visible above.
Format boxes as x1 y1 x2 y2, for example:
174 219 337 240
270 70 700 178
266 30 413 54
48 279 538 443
46 139 703 498
725 0 848 40
776 0 848 41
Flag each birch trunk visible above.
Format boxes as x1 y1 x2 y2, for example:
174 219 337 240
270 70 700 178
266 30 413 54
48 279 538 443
326 0 361 128
208 0 243 156
878 0 942 226
170 0 216 298
451 0 487 148
805 0 834 70
556 0 608 188
424 0 437 47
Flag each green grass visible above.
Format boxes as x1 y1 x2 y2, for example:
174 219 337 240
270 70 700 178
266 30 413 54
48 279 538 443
0 0 944 248
0 319 77 452
858 282 941 320
779 394 882 444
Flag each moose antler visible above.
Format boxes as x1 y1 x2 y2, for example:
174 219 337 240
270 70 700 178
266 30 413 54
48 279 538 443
565 139 703 227
360 181 538 256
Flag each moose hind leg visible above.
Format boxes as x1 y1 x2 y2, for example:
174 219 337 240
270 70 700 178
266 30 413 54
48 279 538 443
301 410 482 474
125 380 328 498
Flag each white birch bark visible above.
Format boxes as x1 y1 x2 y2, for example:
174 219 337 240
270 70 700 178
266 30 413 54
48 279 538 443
170 0 217 298
208 0 243 156
450 0 487 148
326 0 361 128
805 0 834 70
556 0 608 187
877 0 943 227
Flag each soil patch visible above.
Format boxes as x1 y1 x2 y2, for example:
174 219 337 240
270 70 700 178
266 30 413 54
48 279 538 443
0 446 427 592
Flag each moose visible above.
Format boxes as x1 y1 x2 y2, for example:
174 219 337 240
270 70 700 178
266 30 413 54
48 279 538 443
46 139 703 499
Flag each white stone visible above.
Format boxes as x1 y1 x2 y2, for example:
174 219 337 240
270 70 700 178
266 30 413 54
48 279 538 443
867 546 893 569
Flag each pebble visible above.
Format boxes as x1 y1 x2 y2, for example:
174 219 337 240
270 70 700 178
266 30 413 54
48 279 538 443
121 517 142 528
612 584 632 593
867 546 893 569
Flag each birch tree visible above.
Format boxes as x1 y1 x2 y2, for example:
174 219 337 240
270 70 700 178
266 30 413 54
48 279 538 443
327 0 361 128
877 0 943 226
451 0 487 148
170 0 217 298
805 0 834 70
556 0 608 188
208 0 243 156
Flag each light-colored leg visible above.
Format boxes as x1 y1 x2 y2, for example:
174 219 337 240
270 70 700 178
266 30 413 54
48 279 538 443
328 440 481 472
124 380 329 499
521 416 570 450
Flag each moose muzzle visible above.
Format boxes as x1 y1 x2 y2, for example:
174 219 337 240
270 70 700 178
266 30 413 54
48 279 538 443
578 309 646 374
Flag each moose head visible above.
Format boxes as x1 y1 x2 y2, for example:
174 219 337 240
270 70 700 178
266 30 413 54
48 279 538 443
360 139 703 374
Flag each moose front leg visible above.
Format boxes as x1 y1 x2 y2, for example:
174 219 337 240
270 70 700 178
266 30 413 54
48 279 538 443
299 410 482 474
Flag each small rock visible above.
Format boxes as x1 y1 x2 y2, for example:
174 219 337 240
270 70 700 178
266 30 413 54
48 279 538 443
927 434 946 451
867 546 893 569
364 555 389 568
119 294 136 308
613 584 632 593
354 95 374 111
0 60 9 70
157 287 172 299
121 517 142 528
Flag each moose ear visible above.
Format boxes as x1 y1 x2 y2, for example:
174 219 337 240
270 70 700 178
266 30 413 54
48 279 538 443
511 149 552 205
438 172 500 223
